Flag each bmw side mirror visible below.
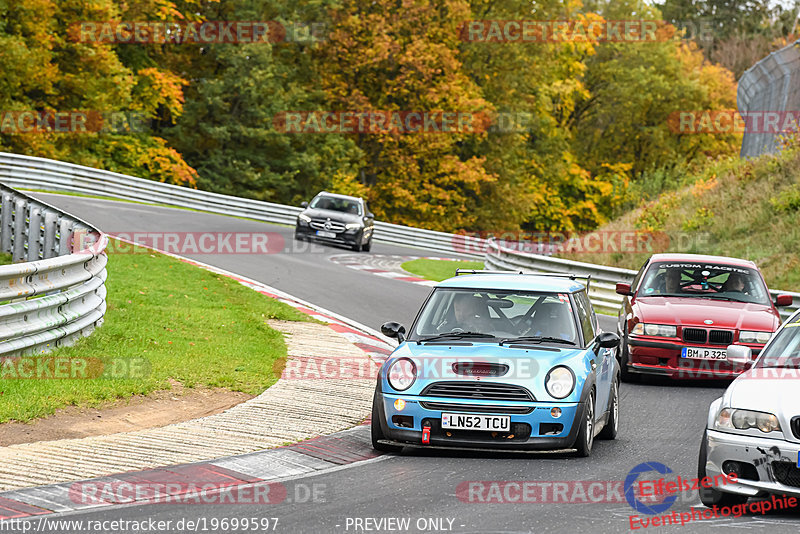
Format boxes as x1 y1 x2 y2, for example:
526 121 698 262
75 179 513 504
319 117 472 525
775 294 793 307
726 345 752 366
615 282 633 296
594 332 620 351
300 201 309 208
381 322 406 343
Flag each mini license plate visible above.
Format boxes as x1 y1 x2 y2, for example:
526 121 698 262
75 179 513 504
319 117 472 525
681 347 727 360
316 230 337 238
441 413 510 431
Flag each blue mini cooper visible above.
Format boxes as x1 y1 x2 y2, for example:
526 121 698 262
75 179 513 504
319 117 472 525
372 271 621 456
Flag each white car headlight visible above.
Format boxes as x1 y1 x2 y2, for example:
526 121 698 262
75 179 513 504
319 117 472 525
739 330 772 344
545 366 575 399
345 223 361 230
298 213 311 222
387 358 416 391
715 408 781 433
631 323 677 337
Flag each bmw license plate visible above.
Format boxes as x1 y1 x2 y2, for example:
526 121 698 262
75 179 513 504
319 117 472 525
316 230 336 238
441 413 510 431
681 347 727 360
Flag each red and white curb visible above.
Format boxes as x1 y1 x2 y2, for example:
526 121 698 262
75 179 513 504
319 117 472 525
330 254 465 287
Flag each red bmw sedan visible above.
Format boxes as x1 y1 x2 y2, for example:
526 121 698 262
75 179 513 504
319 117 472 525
615 254 793 381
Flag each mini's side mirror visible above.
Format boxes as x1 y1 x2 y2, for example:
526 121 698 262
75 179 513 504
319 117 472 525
381 322 406 343
616 283 633 296
775 294 793 307
594 331 620 350
726 344 752 366
300 201 309 208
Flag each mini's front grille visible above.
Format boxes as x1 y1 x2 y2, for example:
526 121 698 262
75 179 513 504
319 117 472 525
683 328 707 343
421 381 534 402
419 401 533 414
791 416 800 440
309 220 346 232
708 330 734 345
772 462 800 488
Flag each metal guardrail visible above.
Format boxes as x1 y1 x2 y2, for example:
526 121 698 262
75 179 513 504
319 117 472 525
738 39 800 157
0 152 486 258
484 239 800 319
0 184 108 356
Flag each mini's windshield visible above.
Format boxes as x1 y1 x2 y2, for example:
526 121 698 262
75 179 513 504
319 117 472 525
409 288 579 345
637 262 770 305
310 195 361 215
755 318 800 369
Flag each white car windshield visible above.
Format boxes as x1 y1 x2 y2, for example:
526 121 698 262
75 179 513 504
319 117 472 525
756 319 800 369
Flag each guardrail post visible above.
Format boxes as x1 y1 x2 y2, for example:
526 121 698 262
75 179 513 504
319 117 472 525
42 210 59 259
27 205 43 261
0 192 13 254
12 198 27 262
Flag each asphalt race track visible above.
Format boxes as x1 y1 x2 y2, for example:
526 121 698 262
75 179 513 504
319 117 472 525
19 194 800 533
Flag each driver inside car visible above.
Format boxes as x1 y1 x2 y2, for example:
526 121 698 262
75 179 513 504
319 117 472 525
526 302 575 342
722 272 747 293
438 293 491 333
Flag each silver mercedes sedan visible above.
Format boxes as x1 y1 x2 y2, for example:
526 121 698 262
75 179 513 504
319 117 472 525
699 308 800 507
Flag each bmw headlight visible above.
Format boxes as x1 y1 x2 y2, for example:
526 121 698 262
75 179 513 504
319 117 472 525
631 323 677 337
545 366 575 399
345 223 362 231
739 330 772 344
298 213 311 223
387 358 416 391
715 408 781 433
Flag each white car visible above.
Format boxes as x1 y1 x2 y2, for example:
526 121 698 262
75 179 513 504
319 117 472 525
699 309 800 506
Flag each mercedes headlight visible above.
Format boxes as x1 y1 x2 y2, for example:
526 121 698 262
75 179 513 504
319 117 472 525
739 331 772 344
298 213 311 223
387 358 416 391
545 366 575 399
345 223 362 230
631 323 677 337
715 408 781 433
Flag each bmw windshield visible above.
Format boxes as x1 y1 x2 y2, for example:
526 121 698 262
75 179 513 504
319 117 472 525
638 262 771 305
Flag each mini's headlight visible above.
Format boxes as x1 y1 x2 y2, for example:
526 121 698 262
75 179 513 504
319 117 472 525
545 366 575 399
345 223 362 230
298 213 311 223
739 330 772 344
387 358 416 391
631 323 676 337
716 407 781 433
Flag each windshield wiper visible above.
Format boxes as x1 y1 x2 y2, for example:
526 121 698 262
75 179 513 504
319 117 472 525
417 332 497 344
499 336 576 346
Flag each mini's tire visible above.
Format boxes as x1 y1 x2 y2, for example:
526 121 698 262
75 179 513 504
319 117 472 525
597 378 619 440
697 430 748 507
371 392 402 453
573 391 595 457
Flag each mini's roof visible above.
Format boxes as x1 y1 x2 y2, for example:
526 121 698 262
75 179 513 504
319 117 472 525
314 191 363 202
436 273 585 293
648 253 757 268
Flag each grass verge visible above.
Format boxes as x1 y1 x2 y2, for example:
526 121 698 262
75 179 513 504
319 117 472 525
402 258 484 282
0 239 311 423
556 146 800 291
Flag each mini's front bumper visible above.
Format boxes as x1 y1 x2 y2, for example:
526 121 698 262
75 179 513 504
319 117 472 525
704 429 800 498
378 392 585 451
